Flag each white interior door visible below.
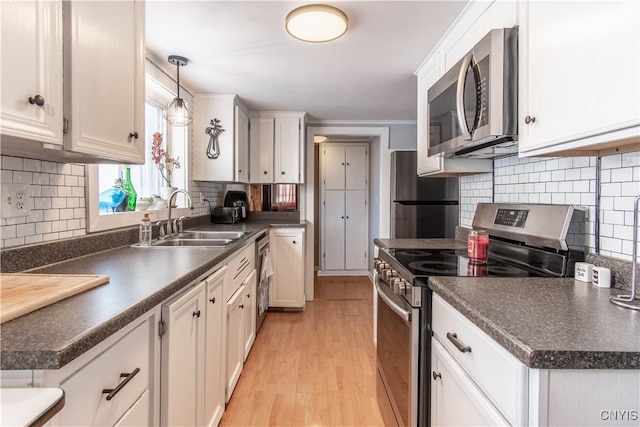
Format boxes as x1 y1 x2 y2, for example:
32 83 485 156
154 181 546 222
345 190 368 270
322 145 346 190
345 145 367 190
323 190 345 270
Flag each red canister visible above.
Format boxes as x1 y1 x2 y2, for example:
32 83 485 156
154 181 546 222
468 230 489 264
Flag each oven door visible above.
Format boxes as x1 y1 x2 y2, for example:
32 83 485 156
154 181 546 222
375 279 419 427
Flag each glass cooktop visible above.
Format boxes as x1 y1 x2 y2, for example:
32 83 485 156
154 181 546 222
386 248 544 278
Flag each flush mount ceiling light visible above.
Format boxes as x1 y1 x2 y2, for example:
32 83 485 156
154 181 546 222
285 4 348 43
314 135 328 143
163 55 193 127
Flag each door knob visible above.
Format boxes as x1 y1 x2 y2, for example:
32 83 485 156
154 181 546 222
209 297 216 304
129 131 139 139
193 310 201 318
28 95 45 107
524 115 536 124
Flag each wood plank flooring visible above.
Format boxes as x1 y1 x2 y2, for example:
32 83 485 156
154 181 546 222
220 275 384 427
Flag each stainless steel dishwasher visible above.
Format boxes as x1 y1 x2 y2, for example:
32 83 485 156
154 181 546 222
255 232 272 333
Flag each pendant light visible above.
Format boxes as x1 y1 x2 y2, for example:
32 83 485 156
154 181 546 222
163 55 193 127
286 4 348 43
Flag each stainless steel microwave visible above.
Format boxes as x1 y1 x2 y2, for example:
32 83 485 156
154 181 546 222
427 28 518 158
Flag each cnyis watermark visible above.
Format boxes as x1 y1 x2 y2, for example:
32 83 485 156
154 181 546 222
600 410 639 421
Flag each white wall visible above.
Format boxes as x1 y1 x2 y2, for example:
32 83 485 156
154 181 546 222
460 151 640 261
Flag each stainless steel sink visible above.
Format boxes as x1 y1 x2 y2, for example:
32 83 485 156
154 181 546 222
179 231 248 240
153 238 233 247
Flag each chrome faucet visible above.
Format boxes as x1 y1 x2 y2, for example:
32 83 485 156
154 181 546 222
167 189 192 236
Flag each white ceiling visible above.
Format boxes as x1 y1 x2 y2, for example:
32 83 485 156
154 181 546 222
145 1 468 123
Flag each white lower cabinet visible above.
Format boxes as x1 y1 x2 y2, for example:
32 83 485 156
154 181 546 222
431 339 510 426
161 282 206 427
432 294 640 427
37 312 156 427
204 267 227 427
226 284 245 402
270 228 305 309
242 269 257 361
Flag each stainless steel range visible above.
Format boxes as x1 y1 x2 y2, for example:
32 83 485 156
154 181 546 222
374 203 586 426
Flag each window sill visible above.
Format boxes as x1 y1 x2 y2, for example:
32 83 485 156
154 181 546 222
88 207 192 233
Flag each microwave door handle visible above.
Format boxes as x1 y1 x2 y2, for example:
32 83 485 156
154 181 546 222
456 53 473 141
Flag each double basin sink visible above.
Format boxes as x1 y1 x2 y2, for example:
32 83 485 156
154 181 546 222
137 231 249 248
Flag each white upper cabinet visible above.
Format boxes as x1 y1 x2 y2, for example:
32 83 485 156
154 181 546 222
1 0 144 163
248 112 306 184
274 116 304 184
1 0 64 149
193 94 250 182
249 117 275 183
519 1 640 156
63 0 145 164
414 0 515 176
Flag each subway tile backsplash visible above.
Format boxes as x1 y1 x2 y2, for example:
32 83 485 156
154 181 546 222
1 156 87 249
460 151 640 261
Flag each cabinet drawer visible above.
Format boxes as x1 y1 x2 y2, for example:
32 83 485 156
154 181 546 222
432 294 528 425
59 319 150 426
225 243 255 302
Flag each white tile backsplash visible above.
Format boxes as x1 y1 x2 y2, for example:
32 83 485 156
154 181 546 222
460 151 640 261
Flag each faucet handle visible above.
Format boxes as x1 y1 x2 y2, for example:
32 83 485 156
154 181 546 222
176 216 186 234
155 221 165 239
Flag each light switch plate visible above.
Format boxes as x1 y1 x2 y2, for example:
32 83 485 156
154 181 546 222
2 183 31 218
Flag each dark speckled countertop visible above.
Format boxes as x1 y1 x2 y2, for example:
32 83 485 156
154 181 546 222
374 238 466 250
0 220 305 370
428 276 640 369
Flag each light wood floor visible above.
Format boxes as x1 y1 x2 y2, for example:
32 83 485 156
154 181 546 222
220 275 384 427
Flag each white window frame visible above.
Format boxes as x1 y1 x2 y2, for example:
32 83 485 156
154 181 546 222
86 75 190 233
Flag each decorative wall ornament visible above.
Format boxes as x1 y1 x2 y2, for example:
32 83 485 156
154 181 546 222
205 118 225 159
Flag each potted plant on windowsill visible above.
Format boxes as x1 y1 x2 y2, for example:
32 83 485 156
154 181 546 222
152 132 181 205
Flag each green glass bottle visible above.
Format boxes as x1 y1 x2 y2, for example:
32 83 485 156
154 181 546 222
124 167 137 211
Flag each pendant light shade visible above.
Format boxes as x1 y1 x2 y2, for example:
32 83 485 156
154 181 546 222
163 55 193 127
286 4 348 43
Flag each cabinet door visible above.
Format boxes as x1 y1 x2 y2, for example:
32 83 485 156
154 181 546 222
235 105 250 183
0 0 63 147
323 191 346 271
270 228 305 308
249 117 274 183
520 1 640 155
431 339 510 426
345 190 368 270
274 117 301 183
242 269 257 361
322 145 346 190
63 0 145 163
345 146 367 190
162 283 206 427
204 267 226 427
226 285 245 402
114 390 150 427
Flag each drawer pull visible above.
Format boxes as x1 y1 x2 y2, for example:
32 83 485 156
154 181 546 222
446 332 472 353
102 368 140 401
432 371 441 380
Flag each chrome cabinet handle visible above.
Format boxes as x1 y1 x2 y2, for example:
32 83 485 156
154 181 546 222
193 310 201 318
28 95 45 106
129 131 139 139
524 115 536 124
446 332 472 353
102 368 140 401
456 53 474 141
432 371 441 380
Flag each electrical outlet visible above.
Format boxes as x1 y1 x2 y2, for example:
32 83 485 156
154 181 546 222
2 183 31 218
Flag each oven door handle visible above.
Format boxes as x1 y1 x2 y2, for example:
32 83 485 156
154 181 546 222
375 280 411 323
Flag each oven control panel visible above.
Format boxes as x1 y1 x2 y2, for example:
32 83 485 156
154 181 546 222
494 208 529 228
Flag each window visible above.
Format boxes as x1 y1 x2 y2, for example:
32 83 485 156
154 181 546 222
87 74 189 232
